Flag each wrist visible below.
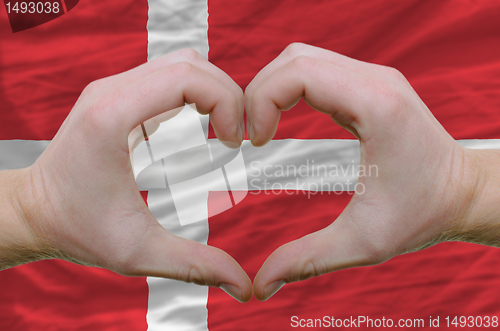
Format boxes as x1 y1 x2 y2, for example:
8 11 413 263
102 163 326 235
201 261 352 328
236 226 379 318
450 148 500 246
0 168 49 269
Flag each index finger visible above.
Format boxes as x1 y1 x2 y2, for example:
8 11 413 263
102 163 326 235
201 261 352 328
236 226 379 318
245 43 376 113
247 56 372 146
115 49 244 115
81 61 243 148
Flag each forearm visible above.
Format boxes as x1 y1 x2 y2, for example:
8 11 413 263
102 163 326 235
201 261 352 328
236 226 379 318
454 148 500 247
0 168 45 270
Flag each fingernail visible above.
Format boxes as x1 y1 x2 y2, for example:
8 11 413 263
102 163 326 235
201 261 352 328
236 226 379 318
263 280 285 301
220 283 244 303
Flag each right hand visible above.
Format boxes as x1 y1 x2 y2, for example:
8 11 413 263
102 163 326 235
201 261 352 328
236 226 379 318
5 49 252 302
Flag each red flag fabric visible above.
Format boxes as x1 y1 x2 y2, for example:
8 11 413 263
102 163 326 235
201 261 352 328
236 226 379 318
1 0 500 330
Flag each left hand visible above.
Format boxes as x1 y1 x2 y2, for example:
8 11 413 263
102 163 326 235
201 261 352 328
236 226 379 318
245 43 482 301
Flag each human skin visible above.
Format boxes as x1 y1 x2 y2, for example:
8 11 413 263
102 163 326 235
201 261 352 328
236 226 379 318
0 49 252 303
0 44 499 304
245 43 500 301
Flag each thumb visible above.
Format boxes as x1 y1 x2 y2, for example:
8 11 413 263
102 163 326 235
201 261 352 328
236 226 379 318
253 215 374 301
121 224 252 303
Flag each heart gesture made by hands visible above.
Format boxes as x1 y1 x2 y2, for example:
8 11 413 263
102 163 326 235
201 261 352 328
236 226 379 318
4 43 496 303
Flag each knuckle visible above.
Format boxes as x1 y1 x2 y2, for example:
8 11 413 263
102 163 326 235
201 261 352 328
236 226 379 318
81 79 105 98
379 85 405 109
81 92 116 132
292 55 317 72
77 78 126 136
167 61 194 80
176 243 212 285
388 67 406 83
176 48 202 62
186 267 205 285
175 264 206 285
367 80 407 119
380 65 407 83
299 260 321 281
284 42 308 57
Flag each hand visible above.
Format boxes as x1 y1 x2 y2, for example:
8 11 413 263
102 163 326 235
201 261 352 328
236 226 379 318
3 49 252 302
245 43 493 301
